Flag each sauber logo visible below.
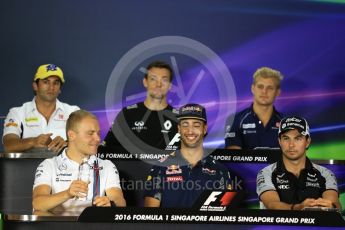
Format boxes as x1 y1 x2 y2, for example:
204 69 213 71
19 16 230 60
200 191 237 211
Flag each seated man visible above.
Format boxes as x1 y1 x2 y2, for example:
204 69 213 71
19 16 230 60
32 110 126 214
3 64 79 154
256 116 341 210
144 104 232 208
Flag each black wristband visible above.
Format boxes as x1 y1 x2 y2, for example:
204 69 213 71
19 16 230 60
110 200 116 207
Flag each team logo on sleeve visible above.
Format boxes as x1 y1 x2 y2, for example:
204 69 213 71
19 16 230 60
35 169 43 178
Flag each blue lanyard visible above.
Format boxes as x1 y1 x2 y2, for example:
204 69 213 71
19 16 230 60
92 160 100 201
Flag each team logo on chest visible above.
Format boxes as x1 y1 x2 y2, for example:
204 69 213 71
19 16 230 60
58 163 67 171
166 165 182 175
161 120 172 133
202 167 216 176
275 173 290 190
306 172 320 188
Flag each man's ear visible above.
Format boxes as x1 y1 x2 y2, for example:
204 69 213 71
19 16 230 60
67 130 76 141
276 88 281 97
32 82 38 91
251 84 255 95
306 137 311 149
143 78 148 88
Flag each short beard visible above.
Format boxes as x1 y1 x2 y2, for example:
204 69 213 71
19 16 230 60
149 93 165 100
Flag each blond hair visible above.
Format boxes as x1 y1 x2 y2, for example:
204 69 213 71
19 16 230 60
253 67 284 88
66 110 97 139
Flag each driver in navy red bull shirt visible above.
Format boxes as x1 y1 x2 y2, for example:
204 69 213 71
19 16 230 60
144 103 232 208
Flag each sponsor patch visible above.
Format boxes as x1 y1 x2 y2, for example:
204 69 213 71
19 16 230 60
127 104 138 109
5 122 18 127
242 123 256 129
56 173 72 177
25 117 39 122
243 130 256 134
202 167 216 175
166 176 183 182
159 155 169 163
225 132 235 138
132 121 147 131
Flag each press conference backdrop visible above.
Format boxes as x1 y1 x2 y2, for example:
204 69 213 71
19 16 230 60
1 3 345 154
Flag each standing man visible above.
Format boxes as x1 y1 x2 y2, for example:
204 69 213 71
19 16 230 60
256 116 341 210
33 110 126 214
101 60 180 153
144 104 232 208
100 61 180 206
2 64 79 153
225 67 283 150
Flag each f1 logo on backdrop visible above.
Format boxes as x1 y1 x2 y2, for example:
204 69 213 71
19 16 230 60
200 191 237 211
203 191 222 205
